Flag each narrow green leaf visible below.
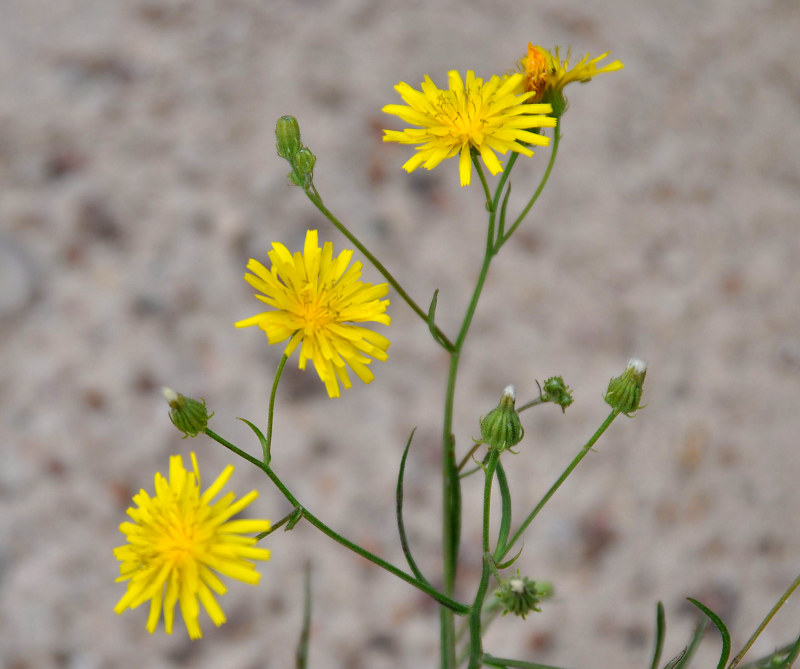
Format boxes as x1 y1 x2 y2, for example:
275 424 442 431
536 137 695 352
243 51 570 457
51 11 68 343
494 461 512 556
688 598 731 669
395 428 430 585
236 417 270 465
495 544 524 570
427 289 449 349
649 602 666 669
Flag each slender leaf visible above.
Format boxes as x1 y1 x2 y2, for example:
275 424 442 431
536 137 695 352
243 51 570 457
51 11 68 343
427 289 450 349
395 428 430 585
649 602 666 669
495 461 512 556
688 598 731 669
495 544 524 570
237 417 270 465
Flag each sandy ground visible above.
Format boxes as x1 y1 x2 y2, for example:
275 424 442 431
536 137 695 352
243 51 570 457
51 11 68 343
2 1 800 667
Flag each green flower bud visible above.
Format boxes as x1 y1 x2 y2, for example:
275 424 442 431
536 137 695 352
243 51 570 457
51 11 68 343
540 375 573 413
480 386 524 453
275 115 302 160
605 357 647 416
162 387 213 438
495 570 542 620
294 147 316 175
288 147 317 188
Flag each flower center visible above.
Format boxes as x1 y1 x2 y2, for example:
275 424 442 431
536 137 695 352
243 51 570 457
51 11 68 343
161 518 202 566
434 92 485 145
297 285 337 331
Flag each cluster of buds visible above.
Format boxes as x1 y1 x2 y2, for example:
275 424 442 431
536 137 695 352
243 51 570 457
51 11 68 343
162 387 213 438
539 375 574 413
480 386 524 453
275 115 316 188
495 571 547 620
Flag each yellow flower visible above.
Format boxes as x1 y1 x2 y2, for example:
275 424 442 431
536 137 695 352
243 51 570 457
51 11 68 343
236 229 391 398
518 43 624 107
382 70 556 186
113 453 271 639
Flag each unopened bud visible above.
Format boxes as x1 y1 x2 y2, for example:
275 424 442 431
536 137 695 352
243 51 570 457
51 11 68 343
287 147 317 187
495 570 542 620
275 115 302 160
605 358 647 416
294 147 315 175
540 376 573 413
162 387 213 438
480 386 524 453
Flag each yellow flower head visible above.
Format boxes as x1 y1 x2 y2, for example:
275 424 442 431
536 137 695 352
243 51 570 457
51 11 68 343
236 229 391 398
519 43 624 107
114 453 272 639
382 70 556 186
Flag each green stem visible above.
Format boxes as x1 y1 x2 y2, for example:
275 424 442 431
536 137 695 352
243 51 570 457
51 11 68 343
497 409 619 562
456 604 504 668
203 428 470 615
257 507 300 539
304 185 454 351
496 122 561 251
295 561 312 669
472 154 493 209
482 655 567 669
467 452 501 669
457 442 484 473
495 153 518 243
440 157 521 668
516 397 544 413
441 354 461 669
728 573 800 669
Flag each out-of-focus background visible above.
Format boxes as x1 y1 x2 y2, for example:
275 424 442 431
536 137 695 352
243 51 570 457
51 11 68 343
2 1 799 667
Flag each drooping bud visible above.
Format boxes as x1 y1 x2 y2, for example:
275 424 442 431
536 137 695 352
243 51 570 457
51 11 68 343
540 376 574 413
480 386 524 453
275 115 302 160
162 387 213 438
605 358 647 416
495 570 542 620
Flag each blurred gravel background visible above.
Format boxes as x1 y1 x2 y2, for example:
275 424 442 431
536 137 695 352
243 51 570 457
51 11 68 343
2 1 799 667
